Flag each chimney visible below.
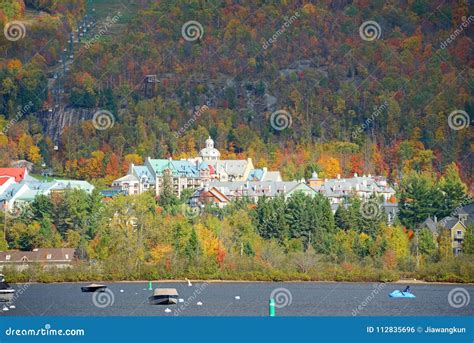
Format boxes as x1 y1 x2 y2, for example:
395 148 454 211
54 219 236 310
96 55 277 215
434 216 437 224
354 172 358 177
337 174 340 179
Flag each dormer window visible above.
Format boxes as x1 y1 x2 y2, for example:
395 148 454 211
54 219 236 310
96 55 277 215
46 254 52 260
5 255 10 261
65 254 69 259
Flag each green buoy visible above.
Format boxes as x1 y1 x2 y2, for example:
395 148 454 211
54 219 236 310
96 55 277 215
148 281 153 290
269 298 275 317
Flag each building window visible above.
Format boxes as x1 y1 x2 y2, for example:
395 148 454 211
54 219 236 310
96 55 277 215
46 254 52 260
457 230 462 236
5 255 10 261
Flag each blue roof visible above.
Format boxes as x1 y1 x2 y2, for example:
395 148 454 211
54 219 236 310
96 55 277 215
100 189 123 197
170 161 199 178
247 169 264 181
197 162 210 170
0 183 24 201
23 174 39 182
133 166 155 184
25 181 56 191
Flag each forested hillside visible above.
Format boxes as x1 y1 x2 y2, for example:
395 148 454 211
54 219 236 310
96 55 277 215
0 0 473 190
1 0 474 283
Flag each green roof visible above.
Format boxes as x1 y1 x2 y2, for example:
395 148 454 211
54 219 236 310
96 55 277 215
147 159 173 174
16 189 43 201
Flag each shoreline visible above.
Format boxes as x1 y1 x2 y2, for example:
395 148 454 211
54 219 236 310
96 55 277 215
12 279 474 285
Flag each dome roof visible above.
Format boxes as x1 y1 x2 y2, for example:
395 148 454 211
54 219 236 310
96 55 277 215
199 136 220 160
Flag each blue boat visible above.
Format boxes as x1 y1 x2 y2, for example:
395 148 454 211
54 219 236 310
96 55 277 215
389 290 416 298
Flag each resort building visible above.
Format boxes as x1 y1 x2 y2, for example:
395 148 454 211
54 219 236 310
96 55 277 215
111 137 399 222
0 169 94 213
112 137 264 196
0 248 76 271
422 203 474 255
193 180 317 203
310 172 396 204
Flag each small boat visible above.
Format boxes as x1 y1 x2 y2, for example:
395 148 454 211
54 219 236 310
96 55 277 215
0 274 15 302
149 288 179 305
389 290 416 298
81 283 107 292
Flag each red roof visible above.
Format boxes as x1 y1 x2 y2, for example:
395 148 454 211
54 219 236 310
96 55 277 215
0 168 26 182
0 177 12 186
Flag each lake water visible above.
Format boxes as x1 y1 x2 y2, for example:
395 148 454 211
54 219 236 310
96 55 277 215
1 282 473 316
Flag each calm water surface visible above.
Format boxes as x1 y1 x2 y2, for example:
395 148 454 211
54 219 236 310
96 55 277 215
1 282 473 316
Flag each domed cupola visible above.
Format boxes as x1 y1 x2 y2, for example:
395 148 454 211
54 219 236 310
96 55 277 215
199 136 221 161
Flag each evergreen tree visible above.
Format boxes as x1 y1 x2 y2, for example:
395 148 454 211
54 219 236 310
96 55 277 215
255 196 288 242
38 218 55 248
286 192 312 246
359 196 386 237
158 170 180 211
335 205 350 230
438 163 468 218
311 194 336 253
399 172 437 229
31 194 53 220
184 228 201 260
